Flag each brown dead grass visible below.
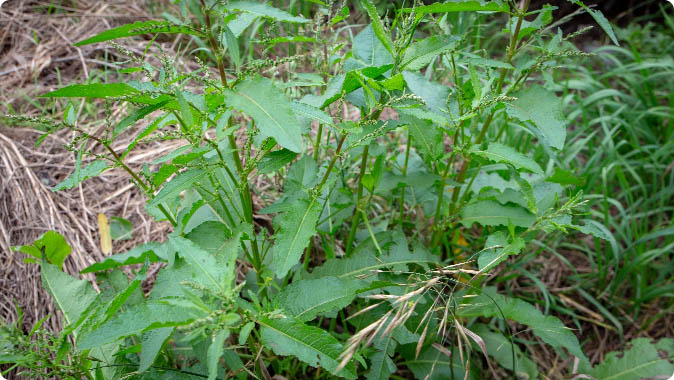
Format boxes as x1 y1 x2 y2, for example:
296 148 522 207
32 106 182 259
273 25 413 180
0 0 182 335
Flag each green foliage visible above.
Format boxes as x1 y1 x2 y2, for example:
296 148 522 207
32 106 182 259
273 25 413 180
12 0 661 379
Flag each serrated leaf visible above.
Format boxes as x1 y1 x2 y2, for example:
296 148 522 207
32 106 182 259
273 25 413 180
570 1 618 46
402 114 443 160
478 232 525 272
40 83 139 98
291 101 334 126
224 1 309 23
584 338 673 380
507 85 567 149
16 230 71 269
360 0 395 57
401 0 510 17
272 195 321 278
472 324 538 379
221 24 241 70
367 337 397 380
148 168 209 208
275 277 363 322
258 316 357 378
52 160 108 191
81 243 166 273
460 200 536 228
170 232 241 296
139 327 173 372
224 77 303 152
208 330 229 380
470 142 543 174
352 24 394 67
41 260 97 337
75 20 203 46
458 287 587 361
402 71 450 119
78 301 205 350
257 149 298 174
401 35 461 71
113 101 169 138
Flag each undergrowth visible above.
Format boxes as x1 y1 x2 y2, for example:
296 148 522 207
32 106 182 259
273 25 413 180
2 1 673 379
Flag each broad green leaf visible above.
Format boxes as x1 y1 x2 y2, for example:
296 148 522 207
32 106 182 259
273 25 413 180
460 200 536 228
478 232 525 272
507 85 567 150
221 25 241 70
271 195 321 277
109 217 133 241
307 239 438 280
402 71 450 118
75 20 203 46
360 0 395 57
208 330 229 380
587 338 673 380
139 327 173 372
402 114 443 160
16 230 71 269
291 101 334 126
469 142 543 174
570 1 619 46
458 287 587 360
170 233 240 296
546 168 583 186
275 277 363 322
367 337 397 380
40 83 139 98
472 324 538 379
41 260 97 336
113 101 169 138
257 149 298 174
52 160 108 191
184 221 232 252
81 243 166 273
224 1 309 23
175 90 195 129
258 316 357 378
353 24 394 67
224 77 303 152
148 168 209 208
401 35 461 71
405 347 467 380
401 0 510 17
78 301 205 350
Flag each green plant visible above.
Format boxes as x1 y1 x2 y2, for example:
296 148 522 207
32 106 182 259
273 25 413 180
7 0 672 379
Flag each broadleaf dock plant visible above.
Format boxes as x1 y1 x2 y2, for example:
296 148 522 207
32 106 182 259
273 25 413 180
6 1 672 379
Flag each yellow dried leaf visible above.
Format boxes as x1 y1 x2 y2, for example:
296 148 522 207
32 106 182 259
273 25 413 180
98 213 112 254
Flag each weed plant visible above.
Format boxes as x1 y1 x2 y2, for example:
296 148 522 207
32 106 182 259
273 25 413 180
2 1 673 379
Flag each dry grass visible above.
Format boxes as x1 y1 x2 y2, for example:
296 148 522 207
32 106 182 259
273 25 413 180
0 0 182 335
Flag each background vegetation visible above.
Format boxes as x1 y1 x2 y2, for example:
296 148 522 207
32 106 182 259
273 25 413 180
1 0 672 379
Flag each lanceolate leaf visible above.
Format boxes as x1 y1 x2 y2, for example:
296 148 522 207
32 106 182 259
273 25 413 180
360 0 395 57
458 287 587 361
139 327 173 372
40 83 139 98
402 115 443 160
75 20 203 46
570 1 619 46
353 24 394 67
469 142 543 174
401 35 461 71
78 301 205 350
472 324 539 379
460 200 536 228
41 260 97 335
148 169 209 208
275 277 364 322
224 77 303 152
507 85 567 150
478 232 526 272
401 0 510 17
272 195 321 278
52 160 108 191
291 101 334 126
258 316 357 379
81 243 166 273
208 330 229 380
586 338 674 380
224 1 309 23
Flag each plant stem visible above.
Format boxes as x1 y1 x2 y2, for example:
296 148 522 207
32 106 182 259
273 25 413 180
345 145 369 256
399 131 412 225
